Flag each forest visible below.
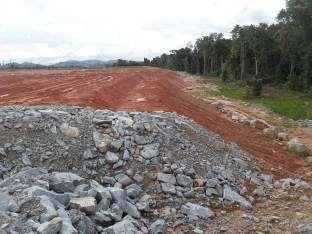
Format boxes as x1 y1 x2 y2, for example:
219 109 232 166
148 0 312 96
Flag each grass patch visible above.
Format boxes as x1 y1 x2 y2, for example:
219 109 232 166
201 76 312 120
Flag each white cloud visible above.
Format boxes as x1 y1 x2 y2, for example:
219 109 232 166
0 0 285 64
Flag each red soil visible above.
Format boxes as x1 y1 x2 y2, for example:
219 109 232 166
0 67 308 178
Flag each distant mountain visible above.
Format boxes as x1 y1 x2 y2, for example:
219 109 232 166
0 59 141 69
51 59 112 68
0 62 46 69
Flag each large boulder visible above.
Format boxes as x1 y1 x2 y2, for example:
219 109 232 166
69 197 97 215
60 123 80 138
37 217 63 234
102 216 142 234
181 202 214 219
49 172 85 193
223 184 252 210
157 173 176 184
287 138 310 157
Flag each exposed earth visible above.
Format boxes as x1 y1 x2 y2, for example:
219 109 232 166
0 67 311 233
0 67 310 177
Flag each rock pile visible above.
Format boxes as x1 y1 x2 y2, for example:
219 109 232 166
0 105 306 233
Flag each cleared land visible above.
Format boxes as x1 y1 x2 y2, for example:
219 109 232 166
0 67 308 177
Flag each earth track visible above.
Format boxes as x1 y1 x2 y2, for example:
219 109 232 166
0 66 307 177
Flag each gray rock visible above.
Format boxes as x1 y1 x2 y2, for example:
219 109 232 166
141 144 159 159
287 138 310 156
176 174 193 187
83 149 97 160
102 216 142 234
39 195 58 222
101 176 116 185
181 202 214 219
24 186 74 206
133 174 144 183
37 217 63 234
60 123 80 138
49 172 85 193
105 151 119 164
298 223 312 234
115 174 132 187
126 184 143 199
110 140 123 152
0 192 11 211
93 131 112 153
69 197 97 215
205 187 219 197
157 173 176 184
161 183 176 194
0 148 7 157
57 207 78 234
150 219 166 234
134 135 152 145
223 184 252 210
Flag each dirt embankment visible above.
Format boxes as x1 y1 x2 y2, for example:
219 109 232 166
0 67 308 177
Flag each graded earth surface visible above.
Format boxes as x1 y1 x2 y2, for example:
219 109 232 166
0 67 311 233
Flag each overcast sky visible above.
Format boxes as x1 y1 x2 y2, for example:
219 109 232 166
0 0 285 64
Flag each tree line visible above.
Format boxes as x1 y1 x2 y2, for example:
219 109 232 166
146 0 312 96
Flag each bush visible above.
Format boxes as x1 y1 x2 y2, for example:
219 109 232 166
248 76 263 97
286 75 305 91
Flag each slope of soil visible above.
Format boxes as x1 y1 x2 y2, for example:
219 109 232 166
0 67 307 177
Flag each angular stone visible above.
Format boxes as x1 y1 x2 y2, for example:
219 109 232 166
93 131 112 153
126 184 142 199
176 174 193 187
287 138 310 157
223 184 252 210
157 173 176 184
115 174 132 187
37 217 62 234
0 192 11 211
60 123 80 138
49 172 85 193
141 144 159 159
82 149 96 160
39 195 58 222
161 183 176 194
105 151 119 164
101 216 142 234
150 219 166 234
181 202 214 219
69 197 97 215
110 139 123 152
57 207 78 234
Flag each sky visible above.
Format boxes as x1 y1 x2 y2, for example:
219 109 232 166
0 0 286 64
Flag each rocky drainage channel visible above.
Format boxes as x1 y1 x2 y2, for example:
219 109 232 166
0 105 309 233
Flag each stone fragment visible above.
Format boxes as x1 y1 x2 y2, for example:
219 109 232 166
60 123 80 138
101 216 142 234
49 172 84 193
223 184 252 210
287 138 310 156
93 131 112 153
141 144 159 159
69 197 97 215
150 219 166 234
161 183 176 194
181 202 214 219
176 174 193 187
37 217 62 234
157 173 176 184
105 151 119 164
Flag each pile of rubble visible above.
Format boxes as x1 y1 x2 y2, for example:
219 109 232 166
0 105 309 233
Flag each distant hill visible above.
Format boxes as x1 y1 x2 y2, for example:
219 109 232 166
0 59 145 69
51 59 111 68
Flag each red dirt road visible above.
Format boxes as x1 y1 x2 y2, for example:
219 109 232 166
0 67 308 177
